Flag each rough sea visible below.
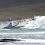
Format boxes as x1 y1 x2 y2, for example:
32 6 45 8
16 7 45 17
0 16 45 45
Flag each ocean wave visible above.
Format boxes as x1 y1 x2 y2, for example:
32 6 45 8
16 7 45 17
0 16 45 29
18 16 45 29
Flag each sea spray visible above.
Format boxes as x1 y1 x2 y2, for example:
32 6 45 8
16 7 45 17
0 16 45 29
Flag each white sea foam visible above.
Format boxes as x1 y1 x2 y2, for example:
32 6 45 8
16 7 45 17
0 29 10 30
21 39 45 43
0 31 45 34
0 16 45 29
0 20 17 29
19 16 45 29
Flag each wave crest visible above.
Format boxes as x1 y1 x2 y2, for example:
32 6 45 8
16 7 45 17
0 16 45 29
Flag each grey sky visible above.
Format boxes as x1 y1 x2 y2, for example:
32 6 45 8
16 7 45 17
0 0 45 8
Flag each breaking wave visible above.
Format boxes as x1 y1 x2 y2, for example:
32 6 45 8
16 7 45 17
0 16 45 29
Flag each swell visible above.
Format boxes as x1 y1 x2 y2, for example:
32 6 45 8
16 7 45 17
0 16 45 29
